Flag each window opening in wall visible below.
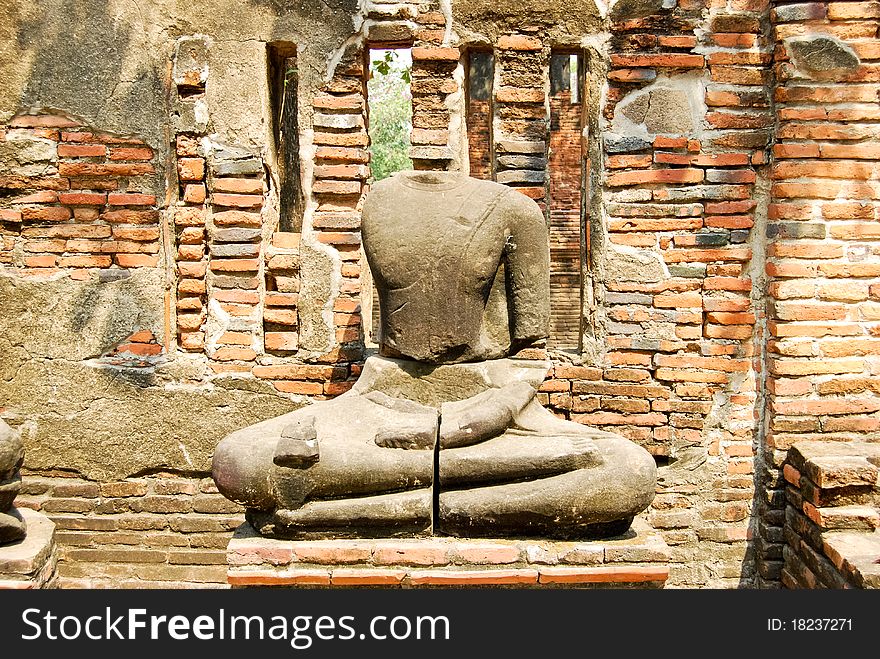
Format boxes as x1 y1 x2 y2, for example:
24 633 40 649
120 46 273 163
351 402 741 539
268 42 303 233
367 48 413 182
548 51 585 351
550 52 581 105
366 47 413 344
466 50 495 180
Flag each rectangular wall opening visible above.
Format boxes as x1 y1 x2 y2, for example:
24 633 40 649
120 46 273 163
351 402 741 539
548 51 585 351
268 42 303 233
466 49 494 180
366 46 413 344
367 47 413 182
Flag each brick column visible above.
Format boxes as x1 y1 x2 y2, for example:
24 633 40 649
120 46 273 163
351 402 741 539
764 0 880 585
494 33 549 208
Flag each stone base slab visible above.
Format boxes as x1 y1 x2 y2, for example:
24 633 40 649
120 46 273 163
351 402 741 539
227 517 669 588
0 508 58 589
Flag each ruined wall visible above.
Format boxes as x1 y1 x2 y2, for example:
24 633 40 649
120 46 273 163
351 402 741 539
1 0 879 588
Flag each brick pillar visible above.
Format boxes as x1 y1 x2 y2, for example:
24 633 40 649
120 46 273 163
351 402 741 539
765 0 880 586
410 15 460 171
594 0 773 586
493 33 549 208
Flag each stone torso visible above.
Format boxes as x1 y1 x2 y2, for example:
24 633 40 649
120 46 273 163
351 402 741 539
362 171 550 363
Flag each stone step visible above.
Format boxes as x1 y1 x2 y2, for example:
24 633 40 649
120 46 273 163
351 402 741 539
226 517 670 588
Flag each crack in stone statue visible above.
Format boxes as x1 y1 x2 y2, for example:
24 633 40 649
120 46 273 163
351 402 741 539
0 419 26 545
213 171 656 539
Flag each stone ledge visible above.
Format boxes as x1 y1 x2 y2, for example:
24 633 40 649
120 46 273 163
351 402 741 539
227 518 669 588
0 508 58 589
783 441 880 589
822 531 880 589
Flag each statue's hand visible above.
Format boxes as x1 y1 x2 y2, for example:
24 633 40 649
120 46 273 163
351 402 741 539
374 417 437 450
274 416 320 468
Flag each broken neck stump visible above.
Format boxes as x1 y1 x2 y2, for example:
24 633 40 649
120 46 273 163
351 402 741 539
212 171 661 585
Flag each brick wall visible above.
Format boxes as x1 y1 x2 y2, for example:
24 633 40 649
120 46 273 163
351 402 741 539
0 113 160 274
761 0 880 585
16 473 240 588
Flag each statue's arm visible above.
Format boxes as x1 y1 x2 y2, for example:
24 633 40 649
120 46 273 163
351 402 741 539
503 191 551 348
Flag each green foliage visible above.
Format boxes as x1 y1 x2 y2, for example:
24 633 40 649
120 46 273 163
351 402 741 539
368 51 413 181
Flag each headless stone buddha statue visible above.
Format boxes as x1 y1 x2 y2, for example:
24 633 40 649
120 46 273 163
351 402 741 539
213 171 656 539
0 419 26 545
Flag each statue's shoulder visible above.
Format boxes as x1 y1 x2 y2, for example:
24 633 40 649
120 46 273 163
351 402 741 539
491 185 544 225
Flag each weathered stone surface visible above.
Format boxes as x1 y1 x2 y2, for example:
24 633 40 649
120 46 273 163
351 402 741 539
363 172 550 363
409 145 454 161
214 173 656 540
0 270 164 362
604 135 651 154
496 140 546 154
787 36 860 78
0 133 56 177
603 247 666 283
0 508 56 587
0 272 299 481
296 241 335 353
616 83 700 136
610 0 665 21
496 169 546 184
496 155 547 169
173 36 209 88
453 0 602 41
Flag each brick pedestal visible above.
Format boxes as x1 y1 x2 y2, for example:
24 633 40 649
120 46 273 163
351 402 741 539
227 518 669 588
782 441 880 589
0 508 58 589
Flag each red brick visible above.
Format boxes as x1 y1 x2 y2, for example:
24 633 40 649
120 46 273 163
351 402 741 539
213 178 264 194
408 569 538 585
23 255 56 267
331 569 406 586
116 342 162 356
183 184 206 204
452 543 520 564
411 47 460 61
538 566 668 584
112 226 159 241
211 347 257 362
664 248 751 263
59 192 106 206
57 143 106 158
113 254 159 268
109 146 153 161
313 180 362 195
271 381 324 395
611 54 704 68
177 158 205 181
20 207 71 221
227 570 330 586
212 193 262 209
58 255 112 268
374 544 450 567
58 162 154 177
607 169 703 186
107 193 156 206
496 35 542 51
